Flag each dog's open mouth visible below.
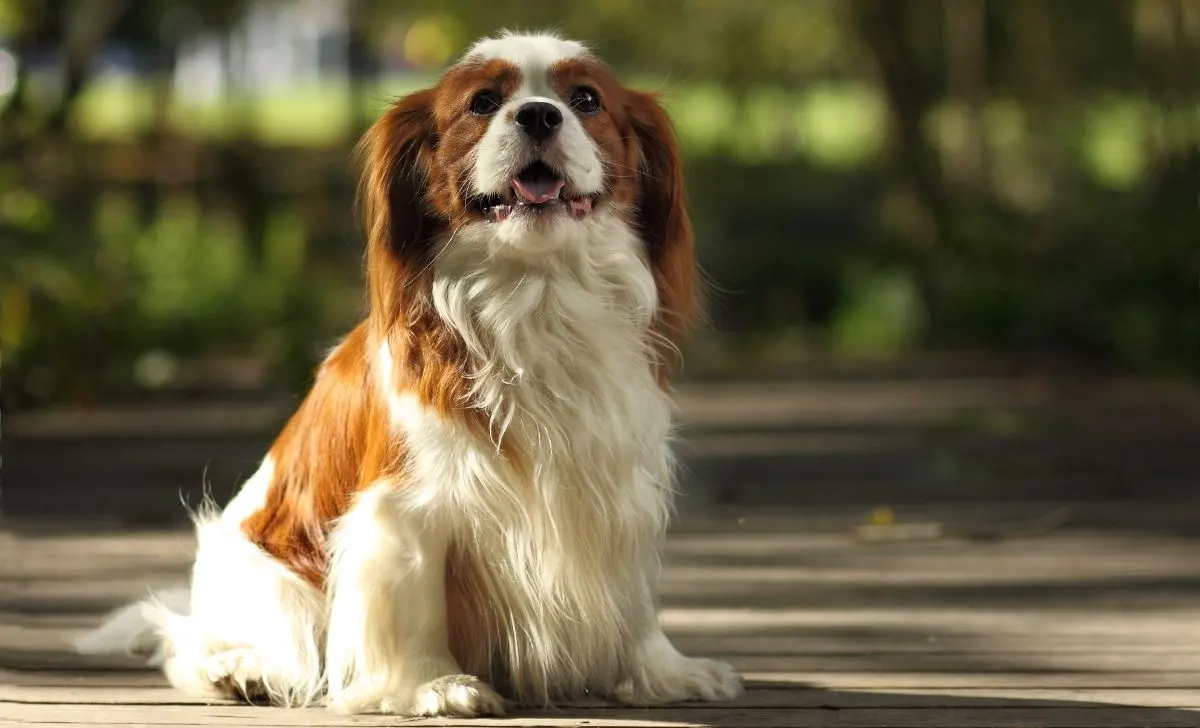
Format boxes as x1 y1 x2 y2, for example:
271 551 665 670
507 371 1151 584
473 161 594 223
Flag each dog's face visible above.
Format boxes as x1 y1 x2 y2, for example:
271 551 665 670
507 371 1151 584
360 33 688 260
359 32 696 344
428 35 644 247
450 37 609 225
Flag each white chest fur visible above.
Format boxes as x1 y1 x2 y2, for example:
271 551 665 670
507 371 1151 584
383 215 677 700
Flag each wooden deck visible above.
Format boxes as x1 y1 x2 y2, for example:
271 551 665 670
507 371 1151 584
5 505 1200 727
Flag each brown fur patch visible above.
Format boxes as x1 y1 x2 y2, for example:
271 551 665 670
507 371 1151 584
240 324 395 587
425 59 522 228
625 89 699 356
445 547 495 678
549 59 641 209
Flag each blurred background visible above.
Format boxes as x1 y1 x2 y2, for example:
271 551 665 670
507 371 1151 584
3 0 1200 521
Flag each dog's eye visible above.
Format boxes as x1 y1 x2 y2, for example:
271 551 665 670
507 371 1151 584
569 87 601 115
470 90 502 116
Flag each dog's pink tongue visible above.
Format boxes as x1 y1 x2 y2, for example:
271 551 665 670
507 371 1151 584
512 176 564 204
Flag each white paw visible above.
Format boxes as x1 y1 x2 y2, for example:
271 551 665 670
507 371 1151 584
407 674 507 717
616 656 743 706
200 648 261 683
199 648 264 699
327 686 382 715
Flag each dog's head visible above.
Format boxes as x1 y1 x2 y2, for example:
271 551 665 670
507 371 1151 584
359 31 695 340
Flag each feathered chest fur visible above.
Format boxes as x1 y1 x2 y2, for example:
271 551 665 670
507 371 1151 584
386 219 677 701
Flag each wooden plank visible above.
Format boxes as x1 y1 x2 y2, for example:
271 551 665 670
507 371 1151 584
669 635 1200 655
741 671 1200 689
729 654 1200 671
4 702 1200 727
19 623 1200 656
10 513 1200 726
659 607 1200 635
13 648 1200 674
7 685 1200 709
9 668 1200 692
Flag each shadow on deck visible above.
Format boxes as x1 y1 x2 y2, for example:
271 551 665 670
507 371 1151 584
5 371 1200 525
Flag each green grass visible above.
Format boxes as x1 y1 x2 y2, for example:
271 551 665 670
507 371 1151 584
70 74 440 145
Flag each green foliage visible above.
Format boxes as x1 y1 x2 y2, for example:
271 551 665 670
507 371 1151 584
3 0 1200 407
1 190 349 408
830 266 924 358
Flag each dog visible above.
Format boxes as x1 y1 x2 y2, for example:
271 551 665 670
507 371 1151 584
75 31 743 717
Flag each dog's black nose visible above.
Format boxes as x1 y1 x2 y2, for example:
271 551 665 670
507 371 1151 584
515 101 563 142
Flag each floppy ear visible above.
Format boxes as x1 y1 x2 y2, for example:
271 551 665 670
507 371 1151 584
355 89 440 329
627 90 699 350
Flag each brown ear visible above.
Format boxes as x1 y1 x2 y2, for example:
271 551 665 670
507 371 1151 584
355 89 440 330
627 91 699 349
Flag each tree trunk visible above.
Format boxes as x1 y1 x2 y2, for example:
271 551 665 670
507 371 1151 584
943 0 989 197
847 0 953 324
849 0 951 235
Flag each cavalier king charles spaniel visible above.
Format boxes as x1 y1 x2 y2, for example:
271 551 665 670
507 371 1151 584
76 31 743 717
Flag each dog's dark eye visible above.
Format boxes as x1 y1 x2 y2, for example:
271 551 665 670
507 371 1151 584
569 87 601 115
470 90 502 116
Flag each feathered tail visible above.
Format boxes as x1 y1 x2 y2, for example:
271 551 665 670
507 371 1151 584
72 587 191 667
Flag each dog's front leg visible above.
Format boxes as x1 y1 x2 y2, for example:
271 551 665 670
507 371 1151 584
615 552 744 705
324 485 505 717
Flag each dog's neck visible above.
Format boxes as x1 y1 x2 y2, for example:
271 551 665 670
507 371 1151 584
433 213 658 391
410 215 667 474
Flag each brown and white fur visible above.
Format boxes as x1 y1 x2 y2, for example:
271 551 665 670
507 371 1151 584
75 31 743 717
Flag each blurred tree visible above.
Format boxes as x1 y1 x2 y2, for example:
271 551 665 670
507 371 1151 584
0 0 256 409
2 0 1199 407
379 0 847 84
942 0 988 196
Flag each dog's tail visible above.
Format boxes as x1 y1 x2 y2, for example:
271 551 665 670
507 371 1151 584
72 587 190 667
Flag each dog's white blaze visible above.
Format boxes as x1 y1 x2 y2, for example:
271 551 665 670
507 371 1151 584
466 31 590 81
469 32 605 209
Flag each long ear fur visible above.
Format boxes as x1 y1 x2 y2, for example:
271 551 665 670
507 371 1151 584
355 90 440 335
627 91 699 351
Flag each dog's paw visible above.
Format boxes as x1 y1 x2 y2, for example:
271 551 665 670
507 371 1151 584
174 647 267 702
616 656 743 705
406 674 507 717
200 648 262 684
327 662 504 716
